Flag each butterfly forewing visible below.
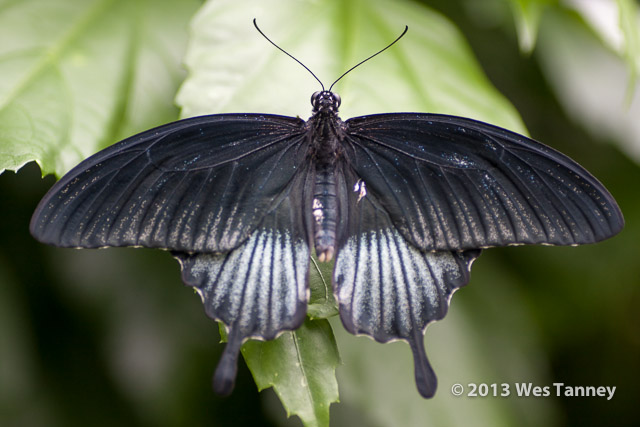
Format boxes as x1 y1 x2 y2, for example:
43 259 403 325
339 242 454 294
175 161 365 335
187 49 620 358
30 114 309 253
344 113 624 251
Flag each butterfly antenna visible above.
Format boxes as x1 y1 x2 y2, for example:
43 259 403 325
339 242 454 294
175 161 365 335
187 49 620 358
329 26 408 92
253 18 325 90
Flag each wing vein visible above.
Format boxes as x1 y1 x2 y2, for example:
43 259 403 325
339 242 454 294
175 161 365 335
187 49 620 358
72 150 150 241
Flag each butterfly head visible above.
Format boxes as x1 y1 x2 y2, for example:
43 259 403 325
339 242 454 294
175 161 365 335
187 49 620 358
311 90 341 115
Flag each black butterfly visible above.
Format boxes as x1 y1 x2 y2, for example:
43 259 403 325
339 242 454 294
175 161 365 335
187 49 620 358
29 23 624 399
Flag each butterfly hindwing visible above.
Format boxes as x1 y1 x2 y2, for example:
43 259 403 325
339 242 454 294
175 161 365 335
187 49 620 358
334 168 480 398
174 167 312 395
30 114 308 253
344 113 624 251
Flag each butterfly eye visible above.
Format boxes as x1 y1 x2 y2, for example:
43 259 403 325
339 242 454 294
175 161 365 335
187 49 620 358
311 91 321 109
333 93 341 108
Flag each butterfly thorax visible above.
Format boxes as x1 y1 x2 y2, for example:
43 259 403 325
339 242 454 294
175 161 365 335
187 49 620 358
308 91 344 262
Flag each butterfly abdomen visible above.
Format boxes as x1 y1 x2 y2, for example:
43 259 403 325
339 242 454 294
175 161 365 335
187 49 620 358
312 163 338 262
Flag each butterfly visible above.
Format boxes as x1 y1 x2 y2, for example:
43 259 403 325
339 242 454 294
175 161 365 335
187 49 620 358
29 22 624 399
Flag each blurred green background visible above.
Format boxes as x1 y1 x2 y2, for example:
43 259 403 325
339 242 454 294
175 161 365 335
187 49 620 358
1 0 639 426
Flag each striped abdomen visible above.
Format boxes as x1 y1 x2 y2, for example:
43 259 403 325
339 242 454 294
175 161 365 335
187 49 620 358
312 163 338 262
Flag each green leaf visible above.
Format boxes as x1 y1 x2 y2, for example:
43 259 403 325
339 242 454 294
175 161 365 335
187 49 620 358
616 0 640 100
241 320 340 427
536 8 640 165
307 257 338 320
0 0 200 176
178 0 525 132
506 0 555 53
565 0 640 101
